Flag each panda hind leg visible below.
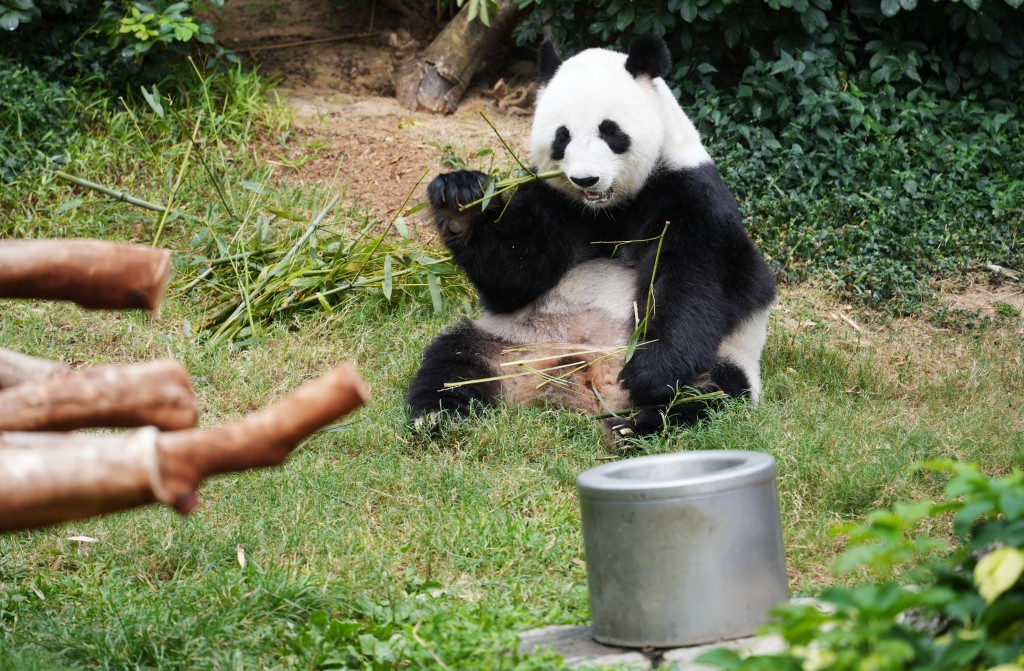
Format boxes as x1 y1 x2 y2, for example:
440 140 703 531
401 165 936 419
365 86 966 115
604 358 754 446
407 319 502 433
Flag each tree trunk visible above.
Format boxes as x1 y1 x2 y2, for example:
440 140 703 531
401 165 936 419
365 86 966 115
0 359 197 432
0 239 171 311
395 0 522 114
0 363 369 531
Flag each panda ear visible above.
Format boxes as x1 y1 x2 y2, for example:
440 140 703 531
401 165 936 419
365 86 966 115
625 34 671 80
538 40 562 86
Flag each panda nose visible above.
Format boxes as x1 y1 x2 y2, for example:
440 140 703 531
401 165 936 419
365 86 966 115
569 175 599 188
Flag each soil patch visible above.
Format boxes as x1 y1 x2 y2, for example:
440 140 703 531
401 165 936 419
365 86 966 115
213 0 533 226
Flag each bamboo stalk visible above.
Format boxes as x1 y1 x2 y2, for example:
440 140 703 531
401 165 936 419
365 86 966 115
0 363 370 531
54 171 170 214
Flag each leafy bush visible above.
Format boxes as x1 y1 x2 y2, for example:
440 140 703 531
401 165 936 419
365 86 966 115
0 56 80 181
698 460 1024 670
0 1 225 87
513 0 1024 312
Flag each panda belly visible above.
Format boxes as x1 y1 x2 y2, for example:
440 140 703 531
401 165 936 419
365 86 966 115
474 259 637 415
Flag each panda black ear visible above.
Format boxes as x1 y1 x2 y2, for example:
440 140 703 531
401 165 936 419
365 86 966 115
538 40 562 86
625 34 671 80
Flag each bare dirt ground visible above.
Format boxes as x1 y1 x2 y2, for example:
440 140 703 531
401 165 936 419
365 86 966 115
213 0 534 227
211 0 1024 322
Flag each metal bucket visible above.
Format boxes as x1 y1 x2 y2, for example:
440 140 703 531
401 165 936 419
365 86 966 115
577 450 788 648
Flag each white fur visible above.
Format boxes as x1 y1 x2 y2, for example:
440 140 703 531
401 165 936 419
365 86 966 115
530 47 711 207
475 259 637 345
716 306 771 403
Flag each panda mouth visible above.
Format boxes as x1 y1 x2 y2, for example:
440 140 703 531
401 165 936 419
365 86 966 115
581 187 613 204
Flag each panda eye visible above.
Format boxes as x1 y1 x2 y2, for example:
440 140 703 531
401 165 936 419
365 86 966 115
598 120 631 154
551 125 571 160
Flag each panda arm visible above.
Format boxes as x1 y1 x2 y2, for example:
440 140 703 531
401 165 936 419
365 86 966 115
618 168 776 406
619 248 729 405
428 171 591 313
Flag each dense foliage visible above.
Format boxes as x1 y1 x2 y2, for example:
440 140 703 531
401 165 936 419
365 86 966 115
698 460 1024 670
0 1 223 85
0 56 80 180
514 0 1024 311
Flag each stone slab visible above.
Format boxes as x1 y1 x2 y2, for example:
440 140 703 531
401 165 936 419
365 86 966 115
519 625 786 670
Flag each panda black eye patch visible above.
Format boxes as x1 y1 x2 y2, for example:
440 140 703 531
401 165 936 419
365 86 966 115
551 125 571 160
598 120 631 154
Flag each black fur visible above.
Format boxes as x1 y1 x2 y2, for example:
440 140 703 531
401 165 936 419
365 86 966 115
407 319 502 420
551 126 571 160
625 33 671 79
598 120 631 154
538 40 563 85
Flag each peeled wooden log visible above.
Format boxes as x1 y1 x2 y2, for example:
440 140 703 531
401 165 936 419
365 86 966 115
0 363 369 532
394 0 521 114
0 359 197 432
0 348 68 390
0 239 171 310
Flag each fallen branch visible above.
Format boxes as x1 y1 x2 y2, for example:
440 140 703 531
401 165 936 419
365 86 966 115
0 359 197 432
0 363 370 532
0 239 171 310
0 348 68 390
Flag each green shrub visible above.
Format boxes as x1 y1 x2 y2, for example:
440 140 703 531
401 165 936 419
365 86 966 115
698 460 1024 670
0 1 226 87
0 56 80 181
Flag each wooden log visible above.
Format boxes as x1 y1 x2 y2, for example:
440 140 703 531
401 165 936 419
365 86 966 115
0 348 68 390
394 0 521 114
0 239 172 310
0 359 197 432
0 363 369 531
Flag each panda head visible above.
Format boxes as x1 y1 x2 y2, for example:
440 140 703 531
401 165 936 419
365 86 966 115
529 34 673 209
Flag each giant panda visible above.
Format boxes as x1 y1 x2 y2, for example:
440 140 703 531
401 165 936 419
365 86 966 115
407 34 776 444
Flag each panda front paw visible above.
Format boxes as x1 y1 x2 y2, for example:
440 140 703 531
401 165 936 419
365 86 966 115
619 352 680 408
427 171 489 211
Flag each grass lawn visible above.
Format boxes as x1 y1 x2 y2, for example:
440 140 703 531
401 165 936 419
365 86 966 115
1 66 1022 670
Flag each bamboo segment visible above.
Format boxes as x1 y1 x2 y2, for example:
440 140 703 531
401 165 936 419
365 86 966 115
0 359 197 432
0 348 68 390
0 364 370 531
0 239 171 310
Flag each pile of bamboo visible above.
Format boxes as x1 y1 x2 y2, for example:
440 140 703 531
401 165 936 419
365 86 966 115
0 239 369 532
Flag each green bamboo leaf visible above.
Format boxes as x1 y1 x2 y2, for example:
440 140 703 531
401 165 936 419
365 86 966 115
267 208 307 222
383 254 393 300
426 272 442 313
394 216 410 240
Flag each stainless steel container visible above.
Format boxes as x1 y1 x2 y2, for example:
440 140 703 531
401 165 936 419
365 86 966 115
577 450 788 648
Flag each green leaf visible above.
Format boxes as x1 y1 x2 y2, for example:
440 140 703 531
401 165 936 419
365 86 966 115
139 84 164 118
382 254 393 300
394 215 410 240
880 0 900 16
694 647 743 669
975 546 1024 603
267 208 306 222
426 272 442 313
679 0 698 22
616 5 635 30
56 197 83 213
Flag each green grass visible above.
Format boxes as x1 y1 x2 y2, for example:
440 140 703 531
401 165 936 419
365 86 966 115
1 65 1023 669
